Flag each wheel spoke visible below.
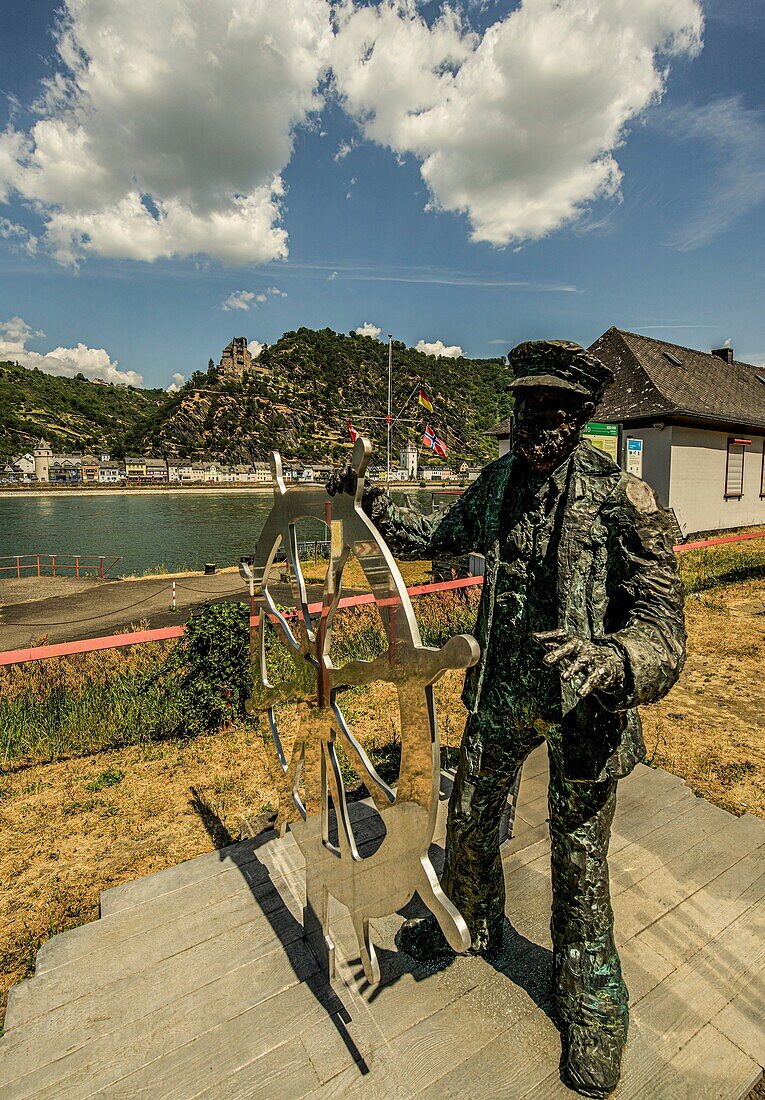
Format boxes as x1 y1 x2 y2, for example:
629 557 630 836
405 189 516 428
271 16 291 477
287 522 315 642
332 697 395 808
324 740 360 861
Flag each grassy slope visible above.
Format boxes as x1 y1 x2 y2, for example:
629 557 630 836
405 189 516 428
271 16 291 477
0 361 169 459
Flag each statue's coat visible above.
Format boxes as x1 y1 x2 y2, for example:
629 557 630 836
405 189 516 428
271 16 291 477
371 440 686 782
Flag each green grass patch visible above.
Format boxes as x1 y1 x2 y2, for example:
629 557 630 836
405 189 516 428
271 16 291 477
86 767 125 792
678 540 765 594
0 589 481 769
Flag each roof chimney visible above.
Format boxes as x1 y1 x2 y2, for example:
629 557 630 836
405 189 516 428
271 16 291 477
711 346 734 365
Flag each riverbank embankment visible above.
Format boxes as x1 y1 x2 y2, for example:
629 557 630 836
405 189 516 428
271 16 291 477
0 557 434 650
0 485 277 499
0 480 435 498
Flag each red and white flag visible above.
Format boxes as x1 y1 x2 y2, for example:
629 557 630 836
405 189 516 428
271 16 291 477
347 421 359 442
422 424 447 457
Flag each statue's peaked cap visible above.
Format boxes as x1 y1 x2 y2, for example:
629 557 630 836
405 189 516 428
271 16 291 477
508 340 614 404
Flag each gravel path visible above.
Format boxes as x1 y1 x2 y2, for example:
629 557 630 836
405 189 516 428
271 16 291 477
0 572 247 650
0 577 100 606
0 570 329 651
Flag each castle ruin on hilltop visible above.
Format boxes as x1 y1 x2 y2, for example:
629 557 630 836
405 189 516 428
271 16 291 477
218 336 269 379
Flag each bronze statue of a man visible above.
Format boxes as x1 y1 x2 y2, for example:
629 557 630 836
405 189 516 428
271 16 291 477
329 340 686 1097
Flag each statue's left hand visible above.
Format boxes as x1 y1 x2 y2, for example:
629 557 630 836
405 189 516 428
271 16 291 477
534 630 624 699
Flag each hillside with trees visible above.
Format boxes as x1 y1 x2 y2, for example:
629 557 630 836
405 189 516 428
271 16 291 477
2 329 513 467
0 361 168 458
125 328 512 467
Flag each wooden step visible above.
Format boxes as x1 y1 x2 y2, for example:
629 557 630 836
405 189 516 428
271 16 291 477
1 758 761 1100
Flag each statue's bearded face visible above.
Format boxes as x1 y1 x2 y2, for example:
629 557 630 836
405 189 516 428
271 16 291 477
513 389 591 475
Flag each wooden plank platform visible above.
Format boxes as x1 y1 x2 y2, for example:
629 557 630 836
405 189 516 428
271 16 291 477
1 747 763 1099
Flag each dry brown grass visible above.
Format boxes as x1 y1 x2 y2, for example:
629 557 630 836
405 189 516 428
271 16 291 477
641 580 765 818
296 556 432 589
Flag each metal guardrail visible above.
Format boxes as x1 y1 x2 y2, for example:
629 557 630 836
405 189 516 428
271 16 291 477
0 554 123 579
1 528 763 667
0 575 484 666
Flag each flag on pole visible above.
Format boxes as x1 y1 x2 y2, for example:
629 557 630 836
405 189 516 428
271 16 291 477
423 424 447 457
418 388 433 412
347 421 359 442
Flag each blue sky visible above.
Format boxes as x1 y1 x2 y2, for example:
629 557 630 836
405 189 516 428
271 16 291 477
0 0 763 389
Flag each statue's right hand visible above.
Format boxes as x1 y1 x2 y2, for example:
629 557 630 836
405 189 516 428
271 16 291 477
327 466 388 523
326 465 357 497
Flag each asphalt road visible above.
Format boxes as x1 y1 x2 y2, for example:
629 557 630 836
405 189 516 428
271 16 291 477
0 572 254 651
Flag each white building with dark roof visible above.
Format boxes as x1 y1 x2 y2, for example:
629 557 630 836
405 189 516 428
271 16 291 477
10 451 35 479
590 328 765 536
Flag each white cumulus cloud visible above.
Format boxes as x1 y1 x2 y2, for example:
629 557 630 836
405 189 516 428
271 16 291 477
222 286 286 310
0 0 332 265
248 340 264 358
0 316 142 386
0 0 707 262
222 290 257 312
0 217 38 254
416 339 463 358
355 322 382 338
334 140 356 161
332 0 703 245
167 372 186 393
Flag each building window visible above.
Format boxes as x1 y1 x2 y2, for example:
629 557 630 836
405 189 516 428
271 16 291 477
724 438 750 499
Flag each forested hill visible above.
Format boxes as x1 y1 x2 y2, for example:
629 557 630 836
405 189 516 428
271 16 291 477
0 360 168 458
1 328 512 467
125 328 512 467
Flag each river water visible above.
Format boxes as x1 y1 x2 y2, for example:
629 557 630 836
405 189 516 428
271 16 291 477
0 489 449 576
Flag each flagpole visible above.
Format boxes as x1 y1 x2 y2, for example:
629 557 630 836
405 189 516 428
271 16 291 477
386 333 393 493
390 380 423 428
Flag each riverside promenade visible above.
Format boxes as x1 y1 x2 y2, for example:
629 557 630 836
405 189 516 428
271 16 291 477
1 745 763 1098
0 571 256 650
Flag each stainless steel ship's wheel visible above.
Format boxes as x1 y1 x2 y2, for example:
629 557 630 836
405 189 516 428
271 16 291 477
245 438 478 985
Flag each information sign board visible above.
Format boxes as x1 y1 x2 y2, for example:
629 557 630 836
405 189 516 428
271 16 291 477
583 421 619 463
626 437 644 478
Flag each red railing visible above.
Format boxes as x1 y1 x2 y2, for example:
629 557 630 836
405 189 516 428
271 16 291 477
1 528 764 668
673 530 765 553
0 575 484 667
0 555 123 579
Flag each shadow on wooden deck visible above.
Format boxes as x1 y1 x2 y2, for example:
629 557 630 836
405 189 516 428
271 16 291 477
0 746 763 1098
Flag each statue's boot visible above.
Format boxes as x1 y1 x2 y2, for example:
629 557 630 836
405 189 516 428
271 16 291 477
396 913 502 961
396 915 452 961
559 1001 628 1098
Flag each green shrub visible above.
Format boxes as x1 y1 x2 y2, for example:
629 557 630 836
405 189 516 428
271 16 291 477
163 601 253 736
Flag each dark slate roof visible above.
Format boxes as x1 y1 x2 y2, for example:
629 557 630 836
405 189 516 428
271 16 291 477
590 328 765 432
486 417 512 438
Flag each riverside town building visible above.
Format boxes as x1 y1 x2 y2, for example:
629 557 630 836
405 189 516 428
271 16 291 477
3 443 279 487
7 439 478 488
